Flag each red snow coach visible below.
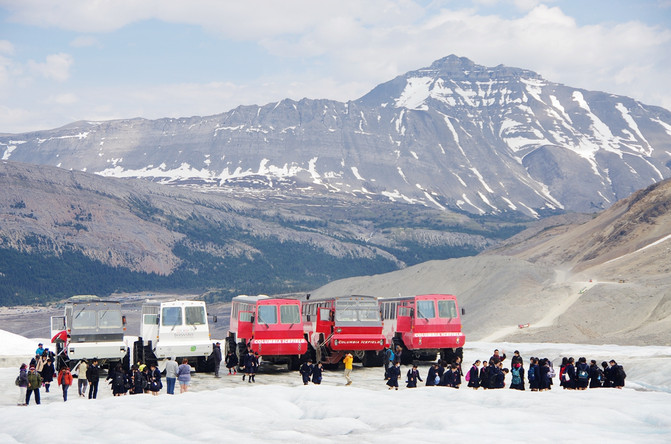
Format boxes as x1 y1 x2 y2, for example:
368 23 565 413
299 294 385 367
379 294 465 364
227 295 308 370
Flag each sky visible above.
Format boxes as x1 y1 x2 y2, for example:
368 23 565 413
0 0 670 134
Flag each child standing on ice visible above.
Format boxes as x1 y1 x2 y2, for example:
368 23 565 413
467 360 480 389
386 362 401 390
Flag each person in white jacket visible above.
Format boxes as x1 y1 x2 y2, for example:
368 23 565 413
165 357 179 395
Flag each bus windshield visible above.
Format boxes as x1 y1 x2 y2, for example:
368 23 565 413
185 306 206 325
416 300 436 319
257 305 278 324
438 300 457 318
280 305 300 324
162 307 182 326
98 310 122 328
72 310 97 329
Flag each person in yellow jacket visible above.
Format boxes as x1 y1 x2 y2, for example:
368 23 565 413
343 353 353 386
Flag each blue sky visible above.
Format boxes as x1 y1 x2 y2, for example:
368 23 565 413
1 0 670 133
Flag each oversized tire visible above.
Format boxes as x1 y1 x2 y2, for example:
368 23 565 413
440 348 456 364
362 350 384 367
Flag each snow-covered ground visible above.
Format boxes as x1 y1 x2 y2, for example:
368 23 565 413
1 330 670 443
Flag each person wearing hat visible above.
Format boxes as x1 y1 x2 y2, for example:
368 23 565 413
26 365 43 405
35 343 44 357
343 353 353 386
211 341 223 378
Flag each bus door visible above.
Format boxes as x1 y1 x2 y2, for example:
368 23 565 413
142 313 159 342
238 310 255 339
397 306 412 332
317 307 332 334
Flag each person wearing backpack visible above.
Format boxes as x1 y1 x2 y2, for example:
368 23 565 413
510 363 525 390
609 360 626 388
601 361 613 388
129 364 146 394
406 364 422 388
16 363 29 406
426 363 440 387
467 360 480 389
108 362 128 396
575 357 590 390
57 366 74 401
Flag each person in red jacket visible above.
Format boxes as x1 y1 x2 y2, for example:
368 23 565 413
57 366 74 402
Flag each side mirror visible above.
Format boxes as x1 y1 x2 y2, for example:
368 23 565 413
122 315 127 326
213 315 218 323
156 315 160 325
461 308 465 316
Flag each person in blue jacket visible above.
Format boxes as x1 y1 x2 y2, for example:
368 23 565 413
312 362 323 385
386 362 401 390
406 364 422 388
299 360 313 385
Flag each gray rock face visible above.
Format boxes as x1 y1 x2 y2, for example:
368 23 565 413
2 55 670 217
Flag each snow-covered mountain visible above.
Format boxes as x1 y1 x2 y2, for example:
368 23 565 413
2 55 671 217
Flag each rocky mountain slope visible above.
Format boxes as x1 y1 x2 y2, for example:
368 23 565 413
0 160 524 305
2 56 671 218
312 178 671 345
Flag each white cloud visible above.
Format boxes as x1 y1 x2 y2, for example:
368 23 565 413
0 40 14 54
70 35 101 48
0 1 670 132
27 53 73 82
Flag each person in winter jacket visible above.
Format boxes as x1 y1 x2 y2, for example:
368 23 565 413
87 359 100 399
35 343 45 357
467 360 480 389
57 366 74 401
386 362 401 390
17 364 29 406
312 362 323 385
426 363 440 386
383 346 394 379
511 350 523 367
488 363 503 389
564 357 577 390
107 363 128 396
479 360 490 389
177 358 192 393
601 361 613 388
148 363 162 395
211 342 223 378
509 363 525 390
441 365 456 388
609 360 626 388
343 353 354 386
130 365 146 395
299 360 313 385
528 358 540 391
243 352 259 383
489 349 506 365
165 357 179 394
452 357 463 388
41 358 55 393
588 360 603 388
74 359 88 397
406 364 423 388
225 350 238 375
26 365 43 405
575 357 590 390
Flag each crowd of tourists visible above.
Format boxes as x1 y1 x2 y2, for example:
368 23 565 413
14 342 627 406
